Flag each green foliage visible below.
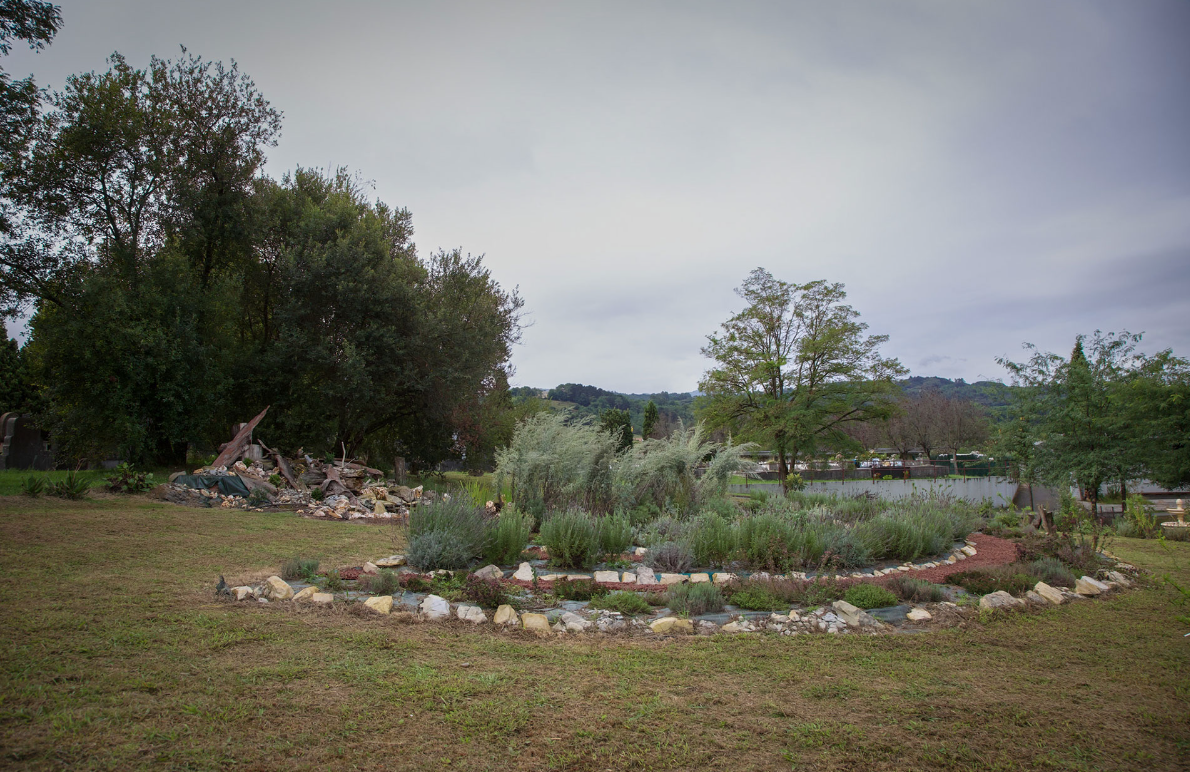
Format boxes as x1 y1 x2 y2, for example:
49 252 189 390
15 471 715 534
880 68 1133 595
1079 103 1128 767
689 512 736 567
484 506 532 566
320 569 345 593
48 470 88 499
665 582 725 615
642 400 658 440
538 509 599 569
359 569 400 596
268 473 282 487
246 488 271 508
20 474 44 497
726 584 784 611
1124 494 1159 539
949 566 1036 597
399 574 432 593
280 556 319 581
843 583 899 610
405 497 491 571
1027 557 1076 588
407 532 474 572
645 541 695 573
885 574 946 603
616 423 758 514
462 576 508 608
310 487 325 501
595 512 633 557
589 590 652 615
494 412 620 514
550 577 607 601
599 408 633 453
785 473 807 492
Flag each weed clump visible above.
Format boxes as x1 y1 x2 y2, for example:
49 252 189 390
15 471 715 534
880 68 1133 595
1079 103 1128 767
1028 556 1076 588
462 576 509 608
886 574 946 603
281 556 320 580
21 475 45 497
949 565 1036 597
550 577 607 601
359 569 400 595
726 584 785 611
843 583 899 610
665 582 725 615
589 590 652 615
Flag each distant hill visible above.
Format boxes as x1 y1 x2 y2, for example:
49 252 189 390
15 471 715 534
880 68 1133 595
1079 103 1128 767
509 376 1014 433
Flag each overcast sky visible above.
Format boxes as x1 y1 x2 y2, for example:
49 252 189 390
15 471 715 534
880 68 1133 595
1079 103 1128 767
7 1 1190 392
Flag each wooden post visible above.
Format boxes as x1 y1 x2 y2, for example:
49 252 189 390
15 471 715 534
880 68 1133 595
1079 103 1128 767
393 457 407 485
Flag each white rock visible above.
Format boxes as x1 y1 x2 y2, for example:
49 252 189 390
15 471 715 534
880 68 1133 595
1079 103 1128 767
688 572 711 584
375 554 406 568
769 613 789 624
362 561 379 575
634 547 648 557
622 572 637 584
906 607 932 621
493 604 518 626
472 564 503 581
456 605 487 624
560 611 591 632
1024 591 1047 605
593 570 620 583
292 585 319 602
363 595 393 614
264 576 294 600
1076 576 1109 596
979 590 1023 609
310 592 334 604
649 617 693 634
1106 570 1132 588
961 545 977 557
712 572 737 585
830 600 865 627
1033 581 1065 605
721 621 749 633
659 573 688 586
420 594 451 620
635 566 658 585
231 586 256 601
512 562 535 581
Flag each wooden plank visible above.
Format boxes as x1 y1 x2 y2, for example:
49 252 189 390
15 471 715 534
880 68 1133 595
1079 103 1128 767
212 406 269 469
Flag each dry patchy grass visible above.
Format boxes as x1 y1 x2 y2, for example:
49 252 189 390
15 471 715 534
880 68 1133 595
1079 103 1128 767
1 496 1188 771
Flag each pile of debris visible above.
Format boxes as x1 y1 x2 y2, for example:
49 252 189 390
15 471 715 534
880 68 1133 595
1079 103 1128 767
153 407 446 520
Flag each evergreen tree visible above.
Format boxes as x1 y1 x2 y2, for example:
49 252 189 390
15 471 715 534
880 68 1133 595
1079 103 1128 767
642 400 658 439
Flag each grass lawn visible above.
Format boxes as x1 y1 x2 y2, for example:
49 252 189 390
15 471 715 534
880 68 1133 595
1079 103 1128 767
2 496 1188 771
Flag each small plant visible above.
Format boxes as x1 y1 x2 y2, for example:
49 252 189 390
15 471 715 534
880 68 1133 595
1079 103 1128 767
1027 556 1076 588
246 488 271 507
589 590 652 615
665 582 726 615
785 472 807 492
645 541 695 573
725 584 785 611
281 556 320 580
1124 494 1159 539
596 513 633 558
405 498 492 570
359 569 400 595
106 463 155 494
269 473 283 487
407 531 474 571
21 475 45 497
689 512 736 567
400 574 432 593
843 583 899 610
310 487 325 501
321 569 346 593
49 471 90 500
539 509 599 569
550 577 607 601
949 565 1036 597
886 574 946 603
485 506 532 566
462 576 509 608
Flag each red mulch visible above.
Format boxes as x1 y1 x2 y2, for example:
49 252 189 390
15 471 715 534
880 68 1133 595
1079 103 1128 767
886 533 1018 585
502 577 667 593
337 567 363 581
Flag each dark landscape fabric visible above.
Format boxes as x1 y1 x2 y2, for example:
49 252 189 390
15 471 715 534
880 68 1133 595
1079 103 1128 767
171 474 252 498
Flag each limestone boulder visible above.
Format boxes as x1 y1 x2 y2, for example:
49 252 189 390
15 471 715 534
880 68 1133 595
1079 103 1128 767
457 604 487 624
906 608 932 622
961 545 977 557
593 570 620 583
635 566 658 586
420 594 451 620
658 573 688 586
292 585 319 602
689 573 711 584
493 605 519 626
831 600 878 628
979 590 1024 609
712 572 737 585
622 572 637 584
561 611 591 632
375 554 406 568
231 586 256 601
521 613 551 635
1076 576 1109 596
264 576 294 601
363 595 393 614
310 592 334 604
1033 582 1065 605
512 562 534 581
362 561 379 575
1106 570 1132 588
649 616 693 634
472 565 504 581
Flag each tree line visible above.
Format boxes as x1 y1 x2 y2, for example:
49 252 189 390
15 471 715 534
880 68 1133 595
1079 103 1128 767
0 4 522 470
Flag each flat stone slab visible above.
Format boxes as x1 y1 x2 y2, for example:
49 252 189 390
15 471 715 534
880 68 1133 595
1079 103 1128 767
593 570 620 583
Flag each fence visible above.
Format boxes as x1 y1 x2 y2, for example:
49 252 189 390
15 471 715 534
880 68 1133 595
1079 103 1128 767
730 475 1020 506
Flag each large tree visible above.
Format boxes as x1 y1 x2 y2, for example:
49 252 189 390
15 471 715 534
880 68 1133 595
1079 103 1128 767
699 268 906 490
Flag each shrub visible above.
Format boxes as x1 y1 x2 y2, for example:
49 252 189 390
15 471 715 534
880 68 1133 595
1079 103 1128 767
1124 494 1159 539
735 514 798 571
627 502 662 527
21 475 45 497
1027 557 1076 588
689 512 736 567
360 569 400 595
269 473 283 487
462 576 509 608
551 577 607 601
400 574 432 593
405 498 492 570
485 507 532 565
281 556 320 580
589 590 652 615
949 565 1035 597
539 509 599 569
596 513 633 557
646 541 695 573
49 471 90 500
843 583 899 610
726 584 785 611
406 531 474 571
106 463 154 494
886 574 946 603
310 487 325 501
321 569 345 593
246 488 272 507
665 582 725 615
822 528 871 569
